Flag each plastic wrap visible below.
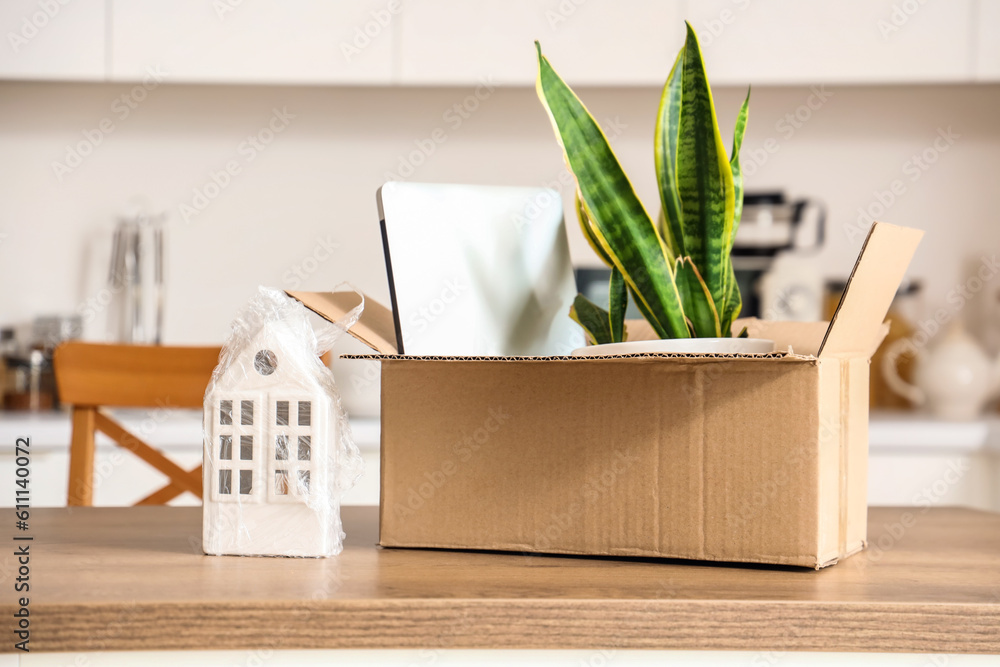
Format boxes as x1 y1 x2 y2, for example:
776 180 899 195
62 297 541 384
202 286 364 557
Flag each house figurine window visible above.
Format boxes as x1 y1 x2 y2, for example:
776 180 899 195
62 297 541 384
209 389 323 505
212 398 259 501
269 399 315 502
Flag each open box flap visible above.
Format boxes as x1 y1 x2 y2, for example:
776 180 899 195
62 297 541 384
818 222 923 359
286 290 398 355
728 318 889 358
732 319 830 356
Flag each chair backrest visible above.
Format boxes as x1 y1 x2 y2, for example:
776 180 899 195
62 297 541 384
55 342 221 409
54 342 222 506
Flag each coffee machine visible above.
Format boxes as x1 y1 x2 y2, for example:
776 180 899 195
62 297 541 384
732 191 825 320
575 191 825 321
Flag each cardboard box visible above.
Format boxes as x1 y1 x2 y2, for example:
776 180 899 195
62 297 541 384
290 221 922 568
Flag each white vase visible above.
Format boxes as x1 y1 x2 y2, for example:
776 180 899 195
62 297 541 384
571 337 776 357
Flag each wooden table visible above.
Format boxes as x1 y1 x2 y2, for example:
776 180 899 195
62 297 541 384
5 506 999 654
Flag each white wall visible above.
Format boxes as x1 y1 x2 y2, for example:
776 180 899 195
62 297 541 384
1 80 999 346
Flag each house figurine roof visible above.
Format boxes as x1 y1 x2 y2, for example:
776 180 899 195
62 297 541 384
211 318 329 395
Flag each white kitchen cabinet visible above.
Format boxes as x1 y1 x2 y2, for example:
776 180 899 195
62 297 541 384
397 0 685 86
686 0 976 85
975 0 1000 80
110 0 395 84
0 0 105 81
2 0 995 86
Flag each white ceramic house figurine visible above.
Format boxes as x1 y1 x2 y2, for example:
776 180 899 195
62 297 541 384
203 287 363 558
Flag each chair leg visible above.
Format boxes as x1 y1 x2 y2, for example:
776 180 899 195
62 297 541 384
67 407 96 506
136 484 183 506
136 465 203 506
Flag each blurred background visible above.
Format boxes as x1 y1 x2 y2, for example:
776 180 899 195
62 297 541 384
1 0 999 509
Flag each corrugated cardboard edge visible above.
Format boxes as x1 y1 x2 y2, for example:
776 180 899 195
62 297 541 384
344 352 814 362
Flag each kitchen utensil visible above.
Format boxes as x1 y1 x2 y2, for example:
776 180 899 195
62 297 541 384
3 349 54 411
108 212 166 343
31 314 83 353
1 315 83 411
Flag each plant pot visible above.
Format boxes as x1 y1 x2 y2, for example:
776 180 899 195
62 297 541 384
571 337 776 357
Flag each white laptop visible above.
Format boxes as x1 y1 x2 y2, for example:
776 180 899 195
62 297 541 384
376 181 584 356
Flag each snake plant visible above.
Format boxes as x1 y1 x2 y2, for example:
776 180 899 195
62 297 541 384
536 23 750 344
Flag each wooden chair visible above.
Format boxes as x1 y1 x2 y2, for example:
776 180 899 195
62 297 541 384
54 342 221 506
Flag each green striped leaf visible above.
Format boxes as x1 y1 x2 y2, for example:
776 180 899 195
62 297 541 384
675 22 735 313
570 294 614 346
720 260 742 333
729 88 751 252
655 49 686 259
609 266 627 343
675 257 721 337
721 89 750 327
536 42 689 339
576 191 614 268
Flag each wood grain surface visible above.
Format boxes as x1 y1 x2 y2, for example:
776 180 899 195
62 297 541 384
4 506 998 654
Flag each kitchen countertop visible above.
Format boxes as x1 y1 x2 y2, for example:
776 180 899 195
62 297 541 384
10 505 1000 654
